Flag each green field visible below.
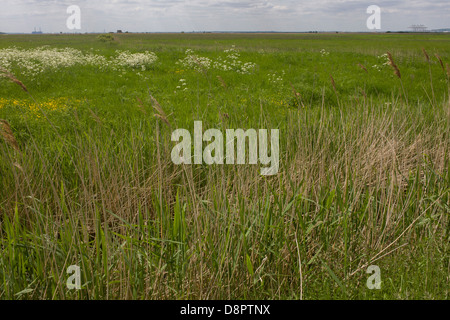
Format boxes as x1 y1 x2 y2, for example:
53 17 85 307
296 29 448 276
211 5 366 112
0 33 449 299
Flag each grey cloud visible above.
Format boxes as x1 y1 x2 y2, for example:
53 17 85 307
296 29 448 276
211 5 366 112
0 0 448 33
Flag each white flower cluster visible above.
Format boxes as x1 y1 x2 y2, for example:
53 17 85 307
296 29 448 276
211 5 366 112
371 64 382 71
175 78 188 93
0 46 158 78
176 46 256 74
372 53 390 71
112 50 158 70
213 46 257 74
320 49 330 56
176 49 212 72
0 46 102 77
268 70 285 84
378 53 390 65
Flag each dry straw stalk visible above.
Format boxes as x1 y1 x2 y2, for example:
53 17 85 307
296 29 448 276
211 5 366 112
0 119 20 152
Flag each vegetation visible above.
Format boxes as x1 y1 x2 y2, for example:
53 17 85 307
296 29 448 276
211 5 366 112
96 33 115 43
0 33 449 299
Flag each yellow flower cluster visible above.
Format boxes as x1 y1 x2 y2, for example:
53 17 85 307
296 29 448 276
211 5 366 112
269 97 288 107
0 98 22 109
238 97 287 108
0 97 79 118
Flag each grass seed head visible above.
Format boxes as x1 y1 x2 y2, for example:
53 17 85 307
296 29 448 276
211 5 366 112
422 48 430 62
0 66 28 92
88 108 102 125
387 51 401 79
136 97 148 115
330 75 337 92
358 63 368 73
149 95 170 128
435 54 445 73
0 119 20 151
217 75 227 89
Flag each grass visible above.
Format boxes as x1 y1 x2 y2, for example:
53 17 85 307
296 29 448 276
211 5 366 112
0 33 449 300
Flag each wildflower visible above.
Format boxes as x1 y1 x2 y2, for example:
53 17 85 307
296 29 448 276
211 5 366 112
0 46 158 78
320 49 330 56
177 47 256 74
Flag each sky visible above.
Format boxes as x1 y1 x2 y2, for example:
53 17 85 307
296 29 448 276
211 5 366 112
0 0 449 33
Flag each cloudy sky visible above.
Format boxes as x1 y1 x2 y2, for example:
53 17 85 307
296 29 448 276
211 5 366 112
0 0 448 33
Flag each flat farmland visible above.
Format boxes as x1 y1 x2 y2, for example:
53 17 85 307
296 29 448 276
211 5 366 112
0 33 449 299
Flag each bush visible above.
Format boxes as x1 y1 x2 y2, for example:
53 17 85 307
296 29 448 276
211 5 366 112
97 34 115 42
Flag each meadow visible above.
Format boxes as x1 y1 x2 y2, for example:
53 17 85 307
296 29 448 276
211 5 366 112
0 32 449 299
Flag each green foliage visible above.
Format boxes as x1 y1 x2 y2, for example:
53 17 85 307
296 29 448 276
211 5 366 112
0 33 449 300
96 33 115 43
